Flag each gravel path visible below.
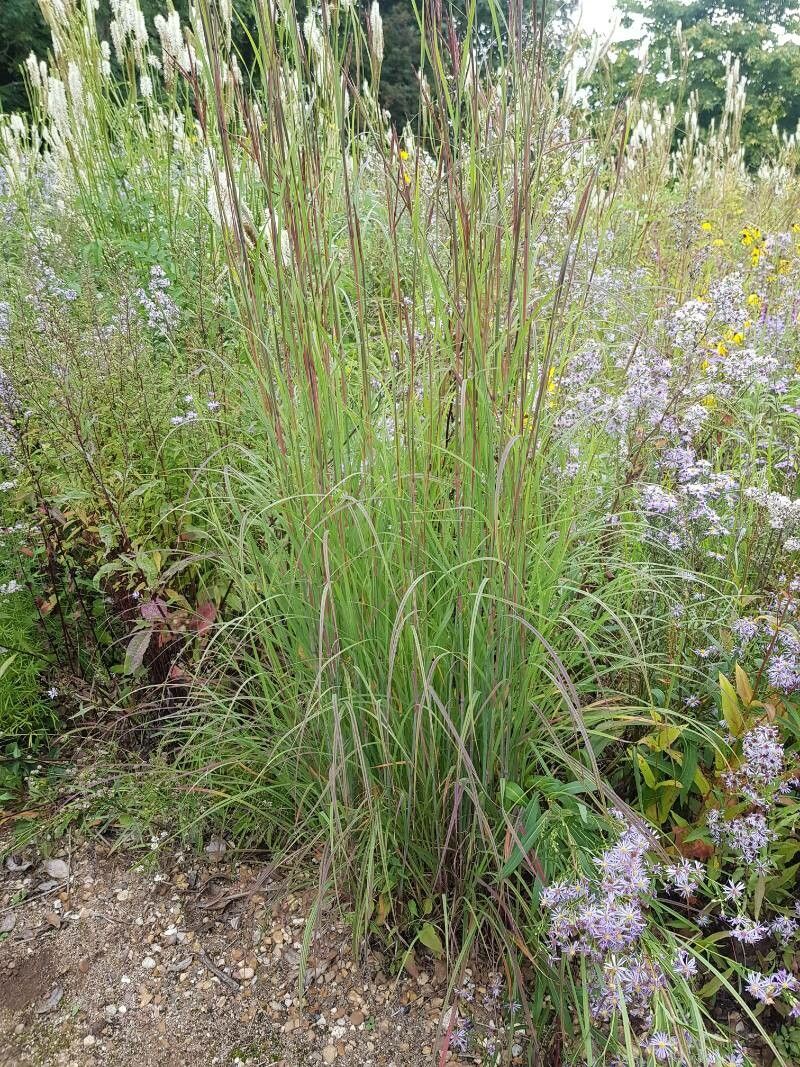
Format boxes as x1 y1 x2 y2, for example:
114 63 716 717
0 837 527 1067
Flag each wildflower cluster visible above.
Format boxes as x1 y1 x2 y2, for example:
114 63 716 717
543 820 681 1036
542 818 756 1065
730 596 800 696
136 265 179 335
708 720 797 870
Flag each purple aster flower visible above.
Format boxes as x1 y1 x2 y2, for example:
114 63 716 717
674 948 697 980
645 1031 678 1062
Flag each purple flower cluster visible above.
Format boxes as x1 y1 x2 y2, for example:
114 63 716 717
745 968 798 1005
137 265 179 334
542 820 707 1041
660 860 704 900
707 808 775 864
738 723 784 786
730 611 800 695
710 720 797 867
727 915 769 944
767 654 800 694
633 439 740 557
745 486 800 533
673 949 698 980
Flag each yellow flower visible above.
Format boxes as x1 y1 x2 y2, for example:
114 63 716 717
750 247 761 266
740 226 762 247
747 293 761 307
547 367 557 394
778 257 791 274
793 223 800 234
702 393 717 409
716 341 728 356
399 149 409 160
711 238 725 248
731 332 744 345
700 220 713 232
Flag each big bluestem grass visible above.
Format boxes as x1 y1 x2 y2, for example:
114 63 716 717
6 0 800 1062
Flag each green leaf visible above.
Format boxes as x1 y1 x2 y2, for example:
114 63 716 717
0 653 18 681
719 673 744 737
418 922 443 957
501 779 525 810
636 752 656 788
642 724 684 751
735 663 754 706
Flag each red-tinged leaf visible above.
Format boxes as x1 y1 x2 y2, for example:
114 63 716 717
673 826 715 861
36 596 56 617
124 626 153 674
140 598 169 622
192 601 217 636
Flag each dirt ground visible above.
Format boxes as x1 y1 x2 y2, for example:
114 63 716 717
0 836 527 1067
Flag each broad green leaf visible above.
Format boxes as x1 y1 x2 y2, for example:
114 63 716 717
642 724 684 751
418 922 443 957
636 752 656 788
719 673 744 737
693 766 711 795
735 663 754 706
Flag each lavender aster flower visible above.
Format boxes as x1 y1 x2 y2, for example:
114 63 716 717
673 949 697 980
645 1031 678 1062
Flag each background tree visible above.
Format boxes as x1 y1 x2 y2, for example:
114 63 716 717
0 0 575 125
603 0 800 165
0 0 51 112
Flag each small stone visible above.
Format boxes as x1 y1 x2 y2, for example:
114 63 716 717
322 1046 337 1064
141 957 157 970
349 1011 364 1027
417 972 430 986
205 837 227 862
44 859 69 880
78 957 90 974
83 1036 96 1048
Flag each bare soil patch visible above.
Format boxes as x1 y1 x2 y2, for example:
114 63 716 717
0 837 525 1067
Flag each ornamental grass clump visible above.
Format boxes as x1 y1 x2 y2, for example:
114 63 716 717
6 0 800 1062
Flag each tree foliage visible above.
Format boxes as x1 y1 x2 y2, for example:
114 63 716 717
1 0 576 128
0 0 51 112
606 0 800 164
